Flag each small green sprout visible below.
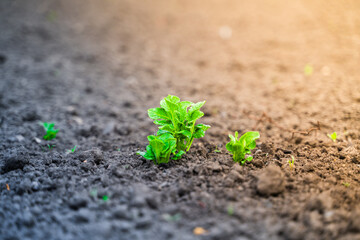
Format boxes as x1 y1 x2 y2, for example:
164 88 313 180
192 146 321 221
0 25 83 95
289 155 295 171
162 213 182 222
46 10 57 22
304 64 313 76
214 146 221 153
342 182 350 187
41 144 55 151
67 145 77 153
42 122 59 140
102 195 109 201
90 189 97 198
227 205 234 216
48 144 55 149
327 132 337 142
226 131 260 165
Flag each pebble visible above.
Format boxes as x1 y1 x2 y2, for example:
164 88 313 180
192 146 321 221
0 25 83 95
2 153 29 173
228 170 244 182
112 205 131 220
73 209 91 223
256 165 285 196
68 196 88 210
135 217 152 229
207 161 222 172
284 221 306 240
31 181 40 191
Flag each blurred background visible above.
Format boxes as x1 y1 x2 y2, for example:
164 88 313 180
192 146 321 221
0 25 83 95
1 0 359 138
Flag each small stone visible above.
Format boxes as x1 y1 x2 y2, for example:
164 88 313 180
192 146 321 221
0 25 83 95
207 161 222 172
2 154 29 173
22 211 35 227
303 164 314 172
257 165 285 196
252 159 264 168
304 211 323 231
31 181 40 191
22 109 40 121
15 135 25 142
72 116 83 125
232 164 244 174
68 196 88 210
113 205 131 220
305 191 332 213
146 197 158 209
135 217 152 229
65 106 78 115
284 221 306 240
103 122 115 135
303 173 320 184
73 209 90 223
348 210 360 232
228 170 244 182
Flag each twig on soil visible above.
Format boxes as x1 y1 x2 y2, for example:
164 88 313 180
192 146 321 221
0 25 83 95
243 110 321 139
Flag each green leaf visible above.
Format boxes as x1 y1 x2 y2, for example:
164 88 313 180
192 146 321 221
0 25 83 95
188 101 205 116
188 110 204 122
226 142 233 152
196 124 211 131
165 95 180 103
149 138 165 161
228 133 236 143
178 101 193 120
240 131 260 149
136 146 155 160
153 119 171 126
178 130 192 139
148 108 169 120
157 129 170 135
193 129 205 138
160 124 175 133
147 135 156 141
160 95 180 112
172 150 185 160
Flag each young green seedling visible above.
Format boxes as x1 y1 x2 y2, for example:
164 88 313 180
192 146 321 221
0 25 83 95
304 64 313 76
137 133 185 164
148 95 210 152
226 131 260 165
41 144 55 151
227 205 234 216
42 122 59 140
327 132 337 143
289 155 295 171
67 145 77 153
214 146 221 153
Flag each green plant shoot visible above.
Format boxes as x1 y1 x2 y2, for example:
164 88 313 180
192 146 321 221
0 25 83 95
68 145 77 153
42 122 59 140
327 132 337 142
148 95 210 152
214 146 221 153
289 155 295 171
226 131 260 165
137 133 185 164
304 64 313 76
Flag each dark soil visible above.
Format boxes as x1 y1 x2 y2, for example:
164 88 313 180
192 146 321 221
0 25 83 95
1 0 360 240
